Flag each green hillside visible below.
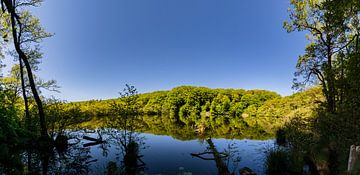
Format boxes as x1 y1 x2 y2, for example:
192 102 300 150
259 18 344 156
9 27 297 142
59 86 323 134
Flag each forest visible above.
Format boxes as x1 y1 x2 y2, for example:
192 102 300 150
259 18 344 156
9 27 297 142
60 85 322 135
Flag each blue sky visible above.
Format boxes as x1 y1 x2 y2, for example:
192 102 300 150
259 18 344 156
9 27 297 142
13 0 308 101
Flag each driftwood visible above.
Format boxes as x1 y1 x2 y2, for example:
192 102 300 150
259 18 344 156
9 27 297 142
83 135 105 147
83 136 102 142
83 141 104 147
190 152 228 160
348 145 360 172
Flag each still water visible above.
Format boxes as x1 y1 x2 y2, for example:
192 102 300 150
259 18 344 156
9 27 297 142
57 128 274 175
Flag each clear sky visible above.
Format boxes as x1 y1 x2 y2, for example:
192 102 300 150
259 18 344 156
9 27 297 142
15 0 308 101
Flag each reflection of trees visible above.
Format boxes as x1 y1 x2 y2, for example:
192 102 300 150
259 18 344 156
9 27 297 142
191 122 241 175
48 139 92 174
112 114 273 141
191 139 240 175
23 131 94 175
104 85 147 175
0 131 97 175
102 127 146 175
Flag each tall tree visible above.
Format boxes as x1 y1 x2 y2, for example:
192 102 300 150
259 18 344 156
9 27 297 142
0 0 52 137
285 0 360 113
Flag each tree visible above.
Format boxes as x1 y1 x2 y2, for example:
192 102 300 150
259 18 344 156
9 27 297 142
284 0 360 113
0 0 52 137
283 1 360 173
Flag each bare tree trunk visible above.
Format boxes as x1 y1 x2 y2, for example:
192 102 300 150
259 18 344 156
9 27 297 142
326 38 336 113
19 59 31 131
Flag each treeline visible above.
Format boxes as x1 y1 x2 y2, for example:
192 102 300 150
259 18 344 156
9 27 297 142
63 86 322 134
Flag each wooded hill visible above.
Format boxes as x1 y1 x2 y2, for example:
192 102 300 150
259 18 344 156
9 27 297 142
59 86 323 134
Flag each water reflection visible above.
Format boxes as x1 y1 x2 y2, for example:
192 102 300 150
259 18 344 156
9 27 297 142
0 113 273 175
100 127 147 175
22 131 93 175
48 135 92 174
102 92 147 175
39 126 147 175
0 129 272 175
191 139 241 175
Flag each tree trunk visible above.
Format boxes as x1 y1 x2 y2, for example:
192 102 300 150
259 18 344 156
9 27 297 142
206 139 231 175
19 59 31 131
326 38 336 113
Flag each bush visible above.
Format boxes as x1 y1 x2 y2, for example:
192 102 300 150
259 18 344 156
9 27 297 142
265 148 296 175
276 128 287 146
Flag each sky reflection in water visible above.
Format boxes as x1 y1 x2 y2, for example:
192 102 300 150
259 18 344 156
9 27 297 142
82 131 274 175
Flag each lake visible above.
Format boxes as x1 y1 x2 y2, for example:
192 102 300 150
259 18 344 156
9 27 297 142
43 128 275 175
8 115 276 175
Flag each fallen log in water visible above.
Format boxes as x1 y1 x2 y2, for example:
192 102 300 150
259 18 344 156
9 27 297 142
83 135 105 147
83 135 102 142
83 141 105 147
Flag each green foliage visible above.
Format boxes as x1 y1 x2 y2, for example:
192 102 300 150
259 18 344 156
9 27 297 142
245 87 323 133
67 86 288 125
0 80 27 175
210 93 231 115
141 91 168 115
0 82 28 144
44 98 92 135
